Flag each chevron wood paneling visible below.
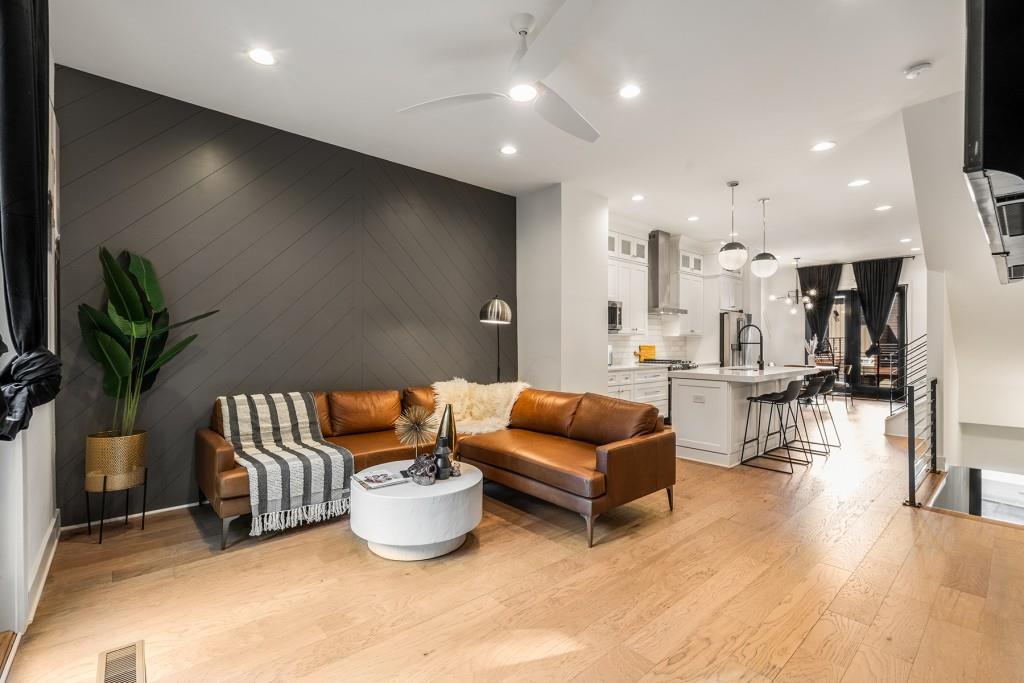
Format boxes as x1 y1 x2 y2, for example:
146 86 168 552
54 66 516 525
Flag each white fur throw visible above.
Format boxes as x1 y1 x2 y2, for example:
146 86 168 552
431 378 530 435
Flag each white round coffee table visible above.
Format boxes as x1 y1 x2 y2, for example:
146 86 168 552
349 460 482 561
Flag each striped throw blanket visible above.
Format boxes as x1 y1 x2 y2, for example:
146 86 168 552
218 392 352 536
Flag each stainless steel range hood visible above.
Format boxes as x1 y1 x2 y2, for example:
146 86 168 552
648 230 686 315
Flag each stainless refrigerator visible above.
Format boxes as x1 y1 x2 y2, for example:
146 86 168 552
719 311 753 367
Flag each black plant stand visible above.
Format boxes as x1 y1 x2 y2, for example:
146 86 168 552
85 467 148 544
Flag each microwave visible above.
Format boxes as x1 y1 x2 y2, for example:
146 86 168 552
608 300 623 332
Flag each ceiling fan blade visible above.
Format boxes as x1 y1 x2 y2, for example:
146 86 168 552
534 83 599 142
397 92 507 114
511 0 592 85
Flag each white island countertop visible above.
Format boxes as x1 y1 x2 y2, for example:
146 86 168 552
668 365 837 384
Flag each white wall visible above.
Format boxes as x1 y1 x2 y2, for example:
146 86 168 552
904 91 1024 472
752 263 806 367
0 51 60 635
517 183 607 394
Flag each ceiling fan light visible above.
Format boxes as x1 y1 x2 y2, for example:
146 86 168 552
509 83 538 102
718 242 748 271
750 252 779 278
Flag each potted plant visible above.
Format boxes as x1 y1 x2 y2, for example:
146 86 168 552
78 247 216 497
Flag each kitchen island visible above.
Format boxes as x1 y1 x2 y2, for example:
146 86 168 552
668 365 836 467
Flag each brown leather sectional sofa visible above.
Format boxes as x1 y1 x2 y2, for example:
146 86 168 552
459 389 676 546
196 386 675 548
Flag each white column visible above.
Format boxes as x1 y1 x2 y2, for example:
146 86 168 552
516 183 607 394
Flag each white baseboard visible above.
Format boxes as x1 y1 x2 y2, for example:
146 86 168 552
26 510 60 627
59 501 200 532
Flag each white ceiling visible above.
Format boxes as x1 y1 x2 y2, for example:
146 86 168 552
51 0 965 264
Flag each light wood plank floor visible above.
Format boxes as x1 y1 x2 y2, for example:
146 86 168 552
11 401 1024 682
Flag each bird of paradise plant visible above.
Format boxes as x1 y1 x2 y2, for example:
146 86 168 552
77 247 217 435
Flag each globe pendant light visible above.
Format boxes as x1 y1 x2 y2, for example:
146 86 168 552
750 197 779 278
718 181 748 271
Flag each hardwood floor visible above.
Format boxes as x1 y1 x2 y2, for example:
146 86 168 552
11 401 1024 682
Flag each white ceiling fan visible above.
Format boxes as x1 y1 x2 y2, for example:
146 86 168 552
398 0 599 143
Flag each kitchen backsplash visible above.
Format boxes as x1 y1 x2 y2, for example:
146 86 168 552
608 314 689 365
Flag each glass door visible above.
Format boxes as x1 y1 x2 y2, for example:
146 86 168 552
833 286 906 398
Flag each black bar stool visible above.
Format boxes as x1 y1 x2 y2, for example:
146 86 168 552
789 376 830 457
740 380 808 473
815 373 841 447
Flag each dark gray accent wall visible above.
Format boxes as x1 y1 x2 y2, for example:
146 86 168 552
54 66 516 525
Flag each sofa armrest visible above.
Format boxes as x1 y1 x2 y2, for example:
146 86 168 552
196 428 237 501
596 430 676 506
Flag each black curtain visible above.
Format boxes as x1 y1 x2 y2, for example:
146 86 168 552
852 257 904 357
0 0 62 440
797 263 842 353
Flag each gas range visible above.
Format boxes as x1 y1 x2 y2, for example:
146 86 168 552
640 358 698 372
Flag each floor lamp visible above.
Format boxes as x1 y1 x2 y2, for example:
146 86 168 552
479 296 512 382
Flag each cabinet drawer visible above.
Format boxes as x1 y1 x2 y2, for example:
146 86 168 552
607 371 634 387
633 383 668 402
633 368 668 384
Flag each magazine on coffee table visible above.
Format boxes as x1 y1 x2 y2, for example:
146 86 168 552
353 470 410 490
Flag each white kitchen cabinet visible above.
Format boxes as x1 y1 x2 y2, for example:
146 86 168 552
627 263 648 333
679 250 704 275
678 273 704 335
609 231 648 264
607 366 668 416
608 259 648 334
719 273 743 311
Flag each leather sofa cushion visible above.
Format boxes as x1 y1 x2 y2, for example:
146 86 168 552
508 388 583 437
403 386 436 412
459 429 605 498
568 393 658 445
329 390 401 436
211 392 331 437
326 430 431 471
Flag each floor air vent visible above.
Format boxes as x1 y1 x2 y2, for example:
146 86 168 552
97 641 146 683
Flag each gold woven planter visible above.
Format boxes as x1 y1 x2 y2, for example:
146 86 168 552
85 431 147 493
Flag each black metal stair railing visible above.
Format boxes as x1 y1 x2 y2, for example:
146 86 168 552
889 333 928 415
905 378 939 507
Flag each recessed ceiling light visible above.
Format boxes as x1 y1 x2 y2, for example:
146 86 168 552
848 178 871 187
874 205 893 212
631 194 645 202
619 83 642 99
900 237 912 243
509 83 538 102
810 141 836 152
499 144 517 156
903 61 933 80
247 48 276 66
910 247 921 252
687 216 700 222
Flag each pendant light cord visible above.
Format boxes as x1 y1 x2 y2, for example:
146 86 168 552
730 184 736 237
761 199 767 252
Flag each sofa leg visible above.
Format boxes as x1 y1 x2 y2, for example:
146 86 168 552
666 486 674 511
221 515 239 550
581 513 598 548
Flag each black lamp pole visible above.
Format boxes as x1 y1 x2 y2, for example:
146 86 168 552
479 295 512 383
